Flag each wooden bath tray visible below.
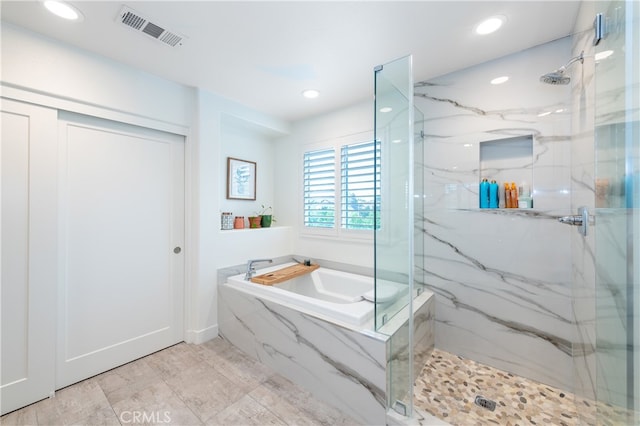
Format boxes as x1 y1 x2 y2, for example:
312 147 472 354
251 263 319 285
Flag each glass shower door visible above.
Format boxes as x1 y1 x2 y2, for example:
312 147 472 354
594 0 639 423
373 56 414 330
373 55 417 417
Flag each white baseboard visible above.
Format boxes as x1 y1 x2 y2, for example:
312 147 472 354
185 324 219 344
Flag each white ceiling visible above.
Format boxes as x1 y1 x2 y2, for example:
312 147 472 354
0 1 582 122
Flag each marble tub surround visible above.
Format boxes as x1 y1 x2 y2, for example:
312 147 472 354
218 269 435 425
380 290 435 412
219 281 387 424
414 37 576 391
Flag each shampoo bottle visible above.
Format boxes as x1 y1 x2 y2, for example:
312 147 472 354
479 178 489 208
510 182 518 208
504 183 512 208
518 182 533 208
489 180 499 208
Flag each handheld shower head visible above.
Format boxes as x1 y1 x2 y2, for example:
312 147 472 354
540 51 584 85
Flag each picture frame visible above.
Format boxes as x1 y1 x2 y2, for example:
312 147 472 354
227 157 256 200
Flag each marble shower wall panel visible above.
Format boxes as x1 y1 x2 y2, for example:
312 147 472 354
421 209 573 388
418 39 573 215
415 38 575 390
217 284 387 425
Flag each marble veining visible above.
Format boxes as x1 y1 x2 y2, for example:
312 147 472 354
218 265 435 425
257 298 387 406
219 280 387 425
414 37 575 391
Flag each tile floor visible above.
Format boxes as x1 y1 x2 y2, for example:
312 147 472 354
4 341 635 426
414 348 635 426
0 338 358 426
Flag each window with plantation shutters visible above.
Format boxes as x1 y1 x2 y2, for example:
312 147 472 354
341 140 381 230
302 138 380 234
303 148 335 228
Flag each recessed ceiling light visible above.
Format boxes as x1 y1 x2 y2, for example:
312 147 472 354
379 107 393 113
555 108 564 113
595 50 614 61
463 143 473 147
490 76 509 85
302 89 320 99
537 111 552 117
475 16 505 35
43 0 84 21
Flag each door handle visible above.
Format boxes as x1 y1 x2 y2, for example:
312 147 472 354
173 247 182 254
558 206 589 236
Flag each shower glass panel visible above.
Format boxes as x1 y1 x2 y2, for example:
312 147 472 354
594 0 639 423
374 55 414 329
414 107 425 297
373 55 416 416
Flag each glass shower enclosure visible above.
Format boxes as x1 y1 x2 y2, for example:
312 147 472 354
373 55 426 417
594 0 639 423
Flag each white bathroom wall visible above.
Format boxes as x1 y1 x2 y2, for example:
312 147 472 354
194 90 291 342
1 23 291 345
0 22 194 126
220 115 279 219
274 101 376 268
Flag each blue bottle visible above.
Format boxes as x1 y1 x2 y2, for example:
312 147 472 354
479 178 489 208
489 180 499 208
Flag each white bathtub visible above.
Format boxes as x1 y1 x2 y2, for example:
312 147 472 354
225 262 404 327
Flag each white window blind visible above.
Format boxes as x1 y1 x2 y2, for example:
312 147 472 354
341 140 381 230
303 148 335 228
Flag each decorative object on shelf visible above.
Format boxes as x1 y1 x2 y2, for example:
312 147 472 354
227 157 256 200
234 216 245 229
248 216 261 228
256 204 275 228
260 214 272 228
221 212 233 230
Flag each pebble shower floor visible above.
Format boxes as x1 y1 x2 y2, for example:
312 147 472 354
414 349 633 426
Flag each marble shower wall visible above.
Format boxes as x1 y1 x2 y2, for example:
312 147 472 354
414 37 576 391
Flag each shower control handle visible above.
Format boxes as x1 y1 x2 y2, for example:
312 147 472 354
558 206 589 237
558 215 583 225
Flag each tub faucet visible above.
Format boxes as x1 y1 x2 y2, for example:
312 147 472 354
245 258 273 280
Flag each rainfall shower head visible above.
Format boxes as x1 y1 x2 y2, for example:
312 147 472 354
540 51 584 85
540 70 571 85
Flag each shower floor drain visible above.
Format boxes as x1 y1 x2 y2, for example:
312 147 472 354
474 395 497 412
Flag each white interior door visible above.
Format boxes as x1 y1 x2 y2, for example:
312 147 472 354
1 99 58 415
56 112 184 388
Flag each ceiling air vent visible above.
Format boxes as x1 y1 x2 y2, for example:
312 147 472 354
116 6 186 47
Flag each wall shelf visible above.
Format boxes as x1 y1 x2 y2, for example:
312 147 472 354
479 135 534 208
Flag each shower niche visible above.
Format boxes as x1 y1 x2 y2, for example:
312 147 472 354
478 135 534 209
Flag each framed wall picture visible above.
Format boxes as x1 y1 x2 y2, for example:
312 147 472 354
227 157 256 200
